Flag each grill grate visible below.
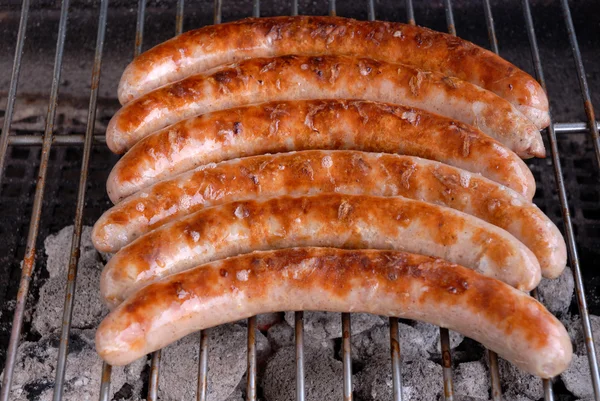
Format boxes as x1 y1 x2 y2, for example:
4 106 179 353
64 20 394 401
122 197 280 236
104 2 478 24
0 1 599 400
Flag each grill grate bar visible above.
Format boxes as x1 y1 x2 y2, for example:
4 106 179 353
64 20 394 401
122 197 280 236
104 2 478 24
389 318 404 401
405 0 415 26
291 0 298 16
247 316 258 401
197 329 209 401
440 328 454 401
148 350 162 401
522 0 600 398
134 0 146 58
295 311 306 401
98 362 112 401
0 0 29 188
253 0 260 18
0 0 71 398
176 0 185 35
488 351 502 400
560 0 600 170
443 0 456 36
51 0 109 399
342 313 353 401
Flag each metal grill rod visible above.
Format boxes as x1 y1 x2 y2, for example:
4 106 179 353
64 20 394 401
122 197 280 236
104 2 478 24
0 0 29 189
247 316 258 401
295 311 306 401
0 0 71 398
560 0 600 170
389 318 403 401
51 0 109 399
134 0 146 57
341 313 353 401
522 0 600 399
197 330 209 401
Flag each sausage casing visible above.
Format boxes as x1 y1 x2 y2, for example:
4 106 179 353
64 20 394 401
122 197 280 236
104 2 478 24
107 100 535 201
96 247 570 378
94 150 565 279
117 16 549 129
100 194 541 307
107 56 544 158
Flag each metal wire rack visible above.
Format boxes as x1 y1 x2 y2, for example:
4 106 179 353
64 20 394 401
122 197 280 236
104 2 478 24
0 0 598 400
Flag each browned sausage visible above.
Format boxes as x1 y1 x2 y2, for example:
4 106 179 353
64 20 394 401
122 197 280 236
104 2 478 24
100 194 541 307
117 16 549 129
106 56 545 158
95 247 571 378
107 100 536 201
93 150 565 278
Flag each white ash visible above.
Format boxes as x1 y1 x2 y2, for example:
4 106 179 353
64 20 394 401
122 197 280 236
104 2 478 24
267 322 295 351
561 354 596 399
495 357 543 400
354 352 443 401
33 226 108 335
283 312 383 340
344 322 428 364
537 267 574 316
564 314 600 356
412 322 464 354
453 361 489 399
256 312 282 331
2 329 145 401
159 323 269 401
262 344 342 401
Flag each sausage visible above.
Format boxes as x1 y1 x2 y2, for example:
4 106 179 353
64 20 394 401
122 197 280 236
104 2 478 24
116 16 549 129
100 194 541 307
94 150 565 278
107 100 536 201
95 247 571 377
106 56 545 158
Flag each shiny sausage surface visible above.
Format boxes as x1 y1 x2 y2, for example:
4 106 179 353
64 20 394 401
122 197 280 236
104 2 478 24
96 247 570 378
94 150 565 279
107 100 535 201
107 56 545 158
117 16 549 128
100 194 541 307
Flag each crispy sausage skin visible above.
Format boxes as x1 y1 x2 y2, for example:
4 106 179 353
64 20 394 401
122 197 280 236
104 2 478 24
116 16 549 129
106 56 545 158
101 194 541 307
107 100 535 201
93 151 565 278
95 247 571 377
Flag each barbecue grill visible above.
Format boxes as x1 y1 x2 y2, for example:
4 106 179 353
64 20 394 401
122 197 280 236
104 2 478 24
0 0 599 400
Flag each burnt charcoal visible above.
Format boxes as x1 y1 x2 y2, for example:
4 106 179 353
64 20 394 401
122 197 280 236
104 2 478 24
284 312 383 340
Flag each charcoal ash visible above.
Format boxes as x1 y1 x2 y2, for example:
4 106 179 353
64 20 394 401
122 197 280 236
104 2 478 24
33 226 108 335
2 329 145 401
537 267 575 316
341 322 428 364
159 323 269 401
283 312 383 340
453 361 489 400
262 344 342 401
411 322 464 355
354 351 443 401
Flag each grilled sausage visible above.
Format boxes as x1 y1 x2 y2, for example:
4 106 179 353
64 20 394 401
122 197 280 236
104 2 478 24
94 150 565 278
101 194 541 307
106 56 545 158
96 247 571 377
107 100 535 201
116 16 549 129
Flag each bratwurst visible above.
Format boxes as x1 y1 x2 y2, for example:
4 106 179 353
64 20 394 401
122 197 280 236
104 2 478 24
101 194 541 307
107 100 535 201
95 247 570 377
94 150 565 279
116 16 549 129
106 56 544 157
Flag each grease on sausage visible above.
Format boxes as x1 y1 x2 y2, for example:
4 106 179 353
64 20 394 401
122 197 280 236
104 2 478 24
95 248 570 377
